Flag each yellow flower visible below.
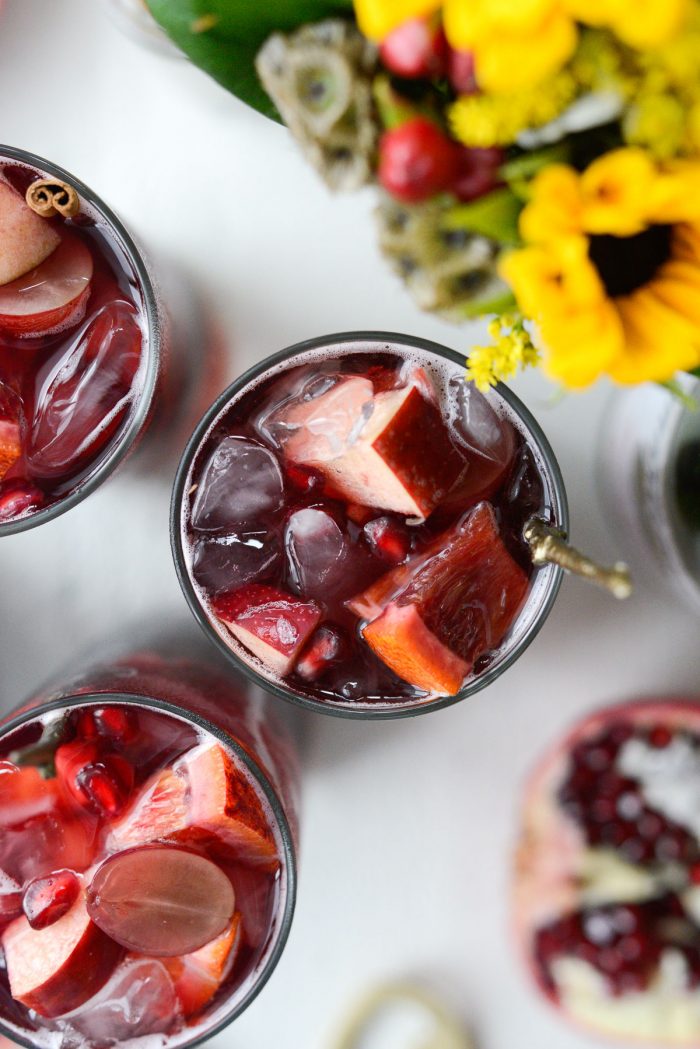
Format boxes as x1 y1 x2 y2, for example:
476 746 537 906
443 0 578 93
499 151 700 387
354 0 441 41
466 317 541 392
448 70 576 147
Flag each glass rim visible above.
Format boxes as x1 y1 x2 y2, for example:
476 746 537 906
0 144 162 536
0 689 297 1049
171 330 569 721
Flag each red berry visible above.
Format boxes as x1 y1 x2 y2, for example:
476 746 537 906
23 869 80 930
0 479 45 522
379 17 447 79
363 516 412 564
379 118 460 203
453 147 504 202
448 48 478 94
689 862 700 885
296 626 345 682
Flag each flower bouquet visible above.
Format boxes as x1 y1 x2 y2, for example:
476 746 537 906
145 0 700 397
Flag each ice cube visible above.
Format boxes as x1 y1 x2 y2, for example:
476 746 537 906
285 508 349 601
191 436 284 535
62 956 181 1043
192 532 281 595
448 377 515 465
26 301 142 480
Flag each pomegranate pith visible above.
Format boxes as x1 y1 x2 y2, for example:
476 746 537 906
516 699 700 1046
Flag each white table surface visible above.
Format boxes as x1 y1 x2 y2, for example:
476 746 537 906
0 3 698 1047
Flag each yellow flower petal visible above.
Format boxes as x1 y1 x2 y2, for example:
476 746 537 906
580 148 656 236
519 165 584 243
539 300 624 388
650 259 700 326
444 1 577 93
672 222 700 264
645 161 700 224
609 0 689 50
611 286 700 383
353 0 441 41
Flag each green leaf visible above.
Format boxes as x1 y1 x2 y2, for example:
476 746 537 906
499 142 571 184
145 0 354 121
441 188 523 246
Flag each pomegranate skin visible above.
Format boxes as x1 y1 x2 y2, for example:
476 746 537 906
514 697 700 1047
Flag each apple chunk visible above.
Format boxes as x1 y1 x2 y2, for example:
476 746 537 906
2 887 122 1017
357 502 529 695
0 180 61 287
0 233 93 337
107 741 279 870
281 375 463 518
213 583 321 676
164 913 243 1017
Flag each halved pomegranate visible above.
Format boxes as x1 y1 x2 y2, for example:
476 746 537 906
516 699 700 1045
107 741 279 870
0 234 93 338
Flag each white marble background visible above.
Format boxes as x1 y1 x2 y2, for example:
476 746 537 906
0 2 697 1046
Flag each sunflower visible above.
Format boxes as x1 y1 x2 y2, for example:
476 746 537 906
500 148 700 387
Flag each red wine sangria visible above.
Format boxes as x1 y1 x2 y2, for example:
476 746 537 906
172 333 567 717
0 146 161 532
0 643 297 1048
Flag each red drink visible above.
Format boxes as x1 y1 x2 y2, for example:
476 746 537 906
0 147 161 531
172 333 567 716
0 643 298 1047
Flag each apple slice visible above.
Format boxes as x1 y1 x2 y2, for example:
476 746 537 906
2 886 122 1017
213 583 322 676
280 374 463 518
107 741 279 870
0 233 93 337
164 913 242 1017
358 502 529 695
0 180 61 287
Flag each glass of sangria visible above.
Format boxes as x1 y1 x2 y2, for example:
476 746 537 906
171 332 568 718
0 637 298 1048
0 145 163 533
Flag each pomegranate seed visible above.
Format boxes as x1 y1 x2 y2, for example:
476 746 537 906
23 869 80 930
447 48 478 94
56 739 134 816
364 516 412 564
77 754 134 818
0 479 45 522
378 118 460 203
379 17 447 79
285 462 324 494
649 725 672 748
453 146 503 203
76 706 138 744
296 625 345 681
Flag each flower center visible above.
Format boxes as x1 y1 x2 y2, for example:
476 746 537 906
588 225 673 298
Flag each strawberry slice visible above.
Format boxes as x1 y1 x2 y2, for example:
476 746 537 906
0 233 92 338
358 502 529 695
163 913 242 1017
0 180 61 287
2 886 123 1017
107 741 279 870
213 583 322 676
280 374 463 519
